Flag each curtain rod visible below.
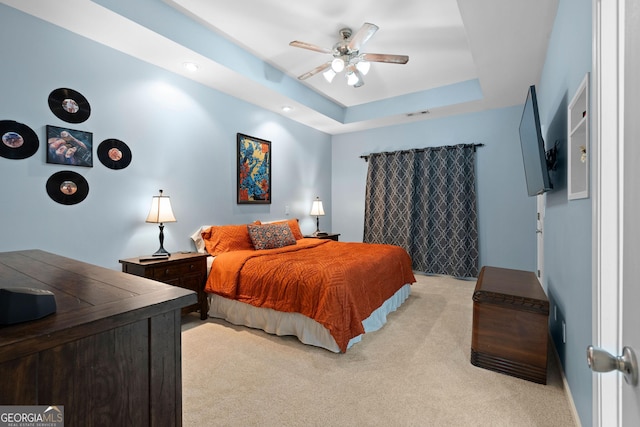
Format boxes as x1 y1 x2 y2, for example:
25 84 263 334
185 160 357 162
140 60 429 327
360 143 484 161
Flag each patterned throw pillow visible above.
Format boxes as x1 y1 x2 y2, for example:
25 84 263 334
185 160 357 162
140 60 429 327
247 223 297 250
261 218 304 240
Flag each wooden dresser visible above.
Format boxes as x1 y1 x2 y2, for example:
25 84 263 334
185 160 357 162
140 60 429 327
470 266 549 384
0 250 196 426
119 252 209 320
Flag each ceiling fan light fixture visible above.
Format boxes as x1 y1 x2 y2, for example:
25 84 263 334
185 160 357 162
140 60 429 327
331 57 345 73
290 23 408 88
323 69 336 83
346 71 360 86
355 60 370 75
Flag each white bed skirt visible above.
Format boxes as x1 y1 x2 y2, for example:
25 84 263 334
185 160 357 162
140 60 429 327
207 284 411 353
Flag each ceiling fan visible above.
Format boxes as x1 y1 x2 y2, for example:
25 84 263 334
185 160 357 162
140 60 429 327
289 23 409 88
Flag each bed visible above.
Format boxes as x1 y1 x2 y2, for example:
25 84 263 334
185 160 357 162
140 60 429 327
191 219 416 352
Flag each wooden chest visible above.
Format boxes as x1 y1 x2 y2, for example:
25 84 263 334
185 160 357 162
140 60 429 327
470 266 549 384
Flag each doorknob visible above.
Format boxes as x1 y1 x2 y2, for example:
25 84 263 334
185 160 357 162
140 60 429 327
586 345 638 386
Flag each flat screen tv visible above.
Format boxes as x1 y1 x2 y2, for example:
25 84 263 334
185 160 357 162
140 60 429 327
519 85 553 197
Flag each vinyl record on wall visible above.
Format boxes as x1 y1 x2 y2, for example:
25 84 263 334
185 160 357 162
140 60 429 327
48 88 91 123
97 138 132 170
46 170 89 205
0 120 39 160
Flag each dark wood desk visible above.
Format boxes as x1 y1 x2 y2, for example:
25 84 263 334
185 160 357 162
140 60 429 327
470 266 549 384
0 250 196 426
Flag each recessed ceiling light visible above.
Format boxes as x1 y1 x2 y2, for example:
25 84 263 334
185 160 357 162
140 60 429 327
282 106 293 113
183 62 199 72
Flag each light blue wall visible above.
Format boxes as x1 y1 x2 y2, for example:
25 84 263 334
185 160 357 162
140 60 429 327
537 0 592 425
332 106 538 273
0 6 332 270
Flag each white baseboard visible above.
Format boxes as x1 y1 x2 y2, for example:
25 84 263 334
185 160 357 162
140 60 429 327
549 336 582 427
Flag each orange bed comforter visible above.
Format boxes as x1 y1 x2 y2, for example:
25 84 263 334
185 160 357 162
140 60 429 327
205 238 416 352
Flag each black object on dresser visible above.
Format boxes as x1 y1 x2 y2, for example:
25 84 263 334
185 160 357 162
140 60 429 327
305 233 340 241
0 287 57 325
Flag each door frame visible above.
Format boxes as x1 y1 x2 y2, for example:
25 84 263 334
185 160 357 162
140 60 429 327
592 0 624 424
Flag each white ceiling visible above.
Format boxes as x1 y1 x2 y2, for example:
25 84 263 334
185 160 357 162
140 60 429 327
171 0 476 107
2 0 558 135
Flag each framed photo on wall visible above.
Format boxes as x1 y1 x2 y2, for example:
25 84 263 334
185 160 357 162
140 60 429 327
46 125 93 167
237 133 271 204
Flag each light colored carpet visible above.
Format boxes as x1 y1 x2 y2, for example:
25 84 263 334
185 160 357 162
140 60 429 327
181 273 578 427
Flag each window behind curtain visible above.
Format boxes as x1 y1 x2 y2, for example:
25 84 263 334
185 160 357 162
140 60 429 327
363 144 479 278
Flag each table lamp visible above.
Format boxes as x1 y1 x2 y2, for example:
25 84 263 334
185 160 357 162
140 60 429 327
145 189 176 256
310 196 325 236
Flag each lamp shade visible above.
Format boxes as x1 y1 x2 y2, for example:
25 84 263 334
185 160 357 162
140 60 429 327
331 57 345 73
356 60 370 75
310 197 325 216
146 190 176 224
323 69 336 83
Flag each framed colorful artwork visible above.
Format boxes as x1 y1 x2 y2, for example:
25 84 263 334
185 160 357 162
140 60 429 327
237 133 271 204
46 125 93 167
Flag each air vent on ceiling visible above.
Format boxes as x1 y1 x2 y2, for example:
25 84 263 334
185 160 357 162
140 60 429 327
407 110 430 117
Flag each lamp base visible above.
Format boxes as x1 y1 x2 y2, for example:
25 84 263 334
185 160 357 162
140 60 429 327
153 223 170 257
152 247 170 257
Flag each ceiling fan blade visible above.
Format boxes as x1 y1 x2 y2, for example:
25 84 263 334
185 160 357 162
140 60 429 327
361 53 409 64
297 61 332 80
347 22 379 51
289 40 332 54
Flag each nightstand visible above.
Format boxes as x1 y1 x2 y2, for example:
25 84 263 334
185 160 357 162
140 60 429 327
119 252 209 319
305 233 340 241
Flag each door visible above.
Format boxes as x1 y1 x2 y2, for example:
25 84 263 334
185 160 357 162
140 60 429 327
621 0 640 422
592 0 640 425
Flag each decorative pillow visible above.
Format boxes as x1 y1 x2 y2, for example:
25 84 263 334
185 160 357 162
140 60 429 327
260 218 304 240
200 224 256 256
190 225 213 253
247 223 297 250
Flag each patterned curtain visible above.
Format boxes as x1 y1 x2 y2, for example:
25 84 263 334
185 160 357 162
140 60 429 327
363 144 479 278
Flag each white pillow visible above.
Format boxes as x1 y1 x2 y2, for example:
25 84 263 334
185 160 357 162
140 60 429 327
190 226 212 253
259 219 287 224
